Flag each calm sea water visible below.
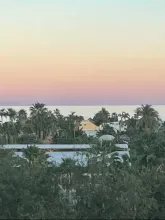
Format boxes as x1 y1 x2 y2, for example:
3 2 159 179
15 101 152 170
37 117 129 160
1 105 165 121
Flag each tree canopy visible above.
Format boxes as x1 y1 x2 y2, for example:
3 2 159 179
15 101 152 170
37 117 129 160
0 104 165 219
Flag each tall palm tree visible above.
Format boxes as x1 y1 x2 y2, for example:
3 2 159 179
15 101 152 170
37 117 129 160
2 109 17 143
30 102 47 117
44 110 57 138
16 109 28 137
42 110 55 140
67 112 84 140
118 112 130 133
0 108 8 124
2 121 17 144
125 117 138 137
59 157 77 186
17 109 27 126
135 104 160 134
30 103 48 139
53 109 67 143
7 108 17 123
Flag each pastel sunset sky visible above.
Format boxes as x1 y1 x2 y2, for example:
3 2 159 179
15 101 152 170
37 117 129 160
0 0 165 105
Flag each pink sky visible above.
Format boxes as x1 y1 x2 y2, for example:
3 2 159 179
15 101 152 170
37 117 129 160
0 0 165 105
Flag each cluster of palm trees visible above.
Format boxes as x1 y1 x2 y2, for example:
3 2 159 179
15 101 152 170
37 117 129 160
0 103 163 145
0 103 86 145
120 105 162 136
97 105 163 142
0 104 165 219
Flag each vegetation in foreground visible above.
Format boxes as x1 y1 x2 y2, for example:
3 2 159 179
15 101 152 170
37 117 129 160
0 104 165 219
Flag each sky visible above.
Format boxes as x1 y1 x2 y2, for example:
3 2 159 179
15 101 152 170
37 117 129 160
0 0 165 105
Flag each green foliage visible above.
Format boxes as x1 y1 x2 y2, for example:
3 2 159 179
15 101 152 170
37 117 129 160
0 147 75 219
17 133 38 144
97 124 116 137
1 104 165 219
0 133 165 219
92 107 110 126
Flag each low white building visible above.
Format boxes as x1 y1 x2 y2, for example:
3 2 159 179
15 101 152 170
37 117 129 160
85 130 98 137
99 134 115 142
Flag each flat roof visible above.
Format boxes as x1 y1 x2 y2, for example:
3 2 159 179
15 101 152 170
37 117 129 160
1 144 129 151
1 144 90 149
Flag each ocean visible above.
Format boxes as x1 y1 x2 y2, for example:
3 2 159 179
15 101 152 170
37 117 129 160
0 105 165 121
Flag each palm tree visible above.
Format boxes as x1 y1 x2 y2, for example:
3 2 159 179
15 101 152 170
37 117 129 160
7 108 17 123
59 157 77 186
17 109 27 126
93 108 110 126
159 121 165 133
2 121 17 144
97 124 116 137
110 112 118 122
5 108 18 143
131 132 164 169
42 110 56 140
68 112 84 140
23 145 49 165
30 103 48 139
135 104 160 134
15 109 28 138
125 117 138 137
0 108 8 124
30 102 47 117
52 110 67 143
118 112 130 134
59 112 84 143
